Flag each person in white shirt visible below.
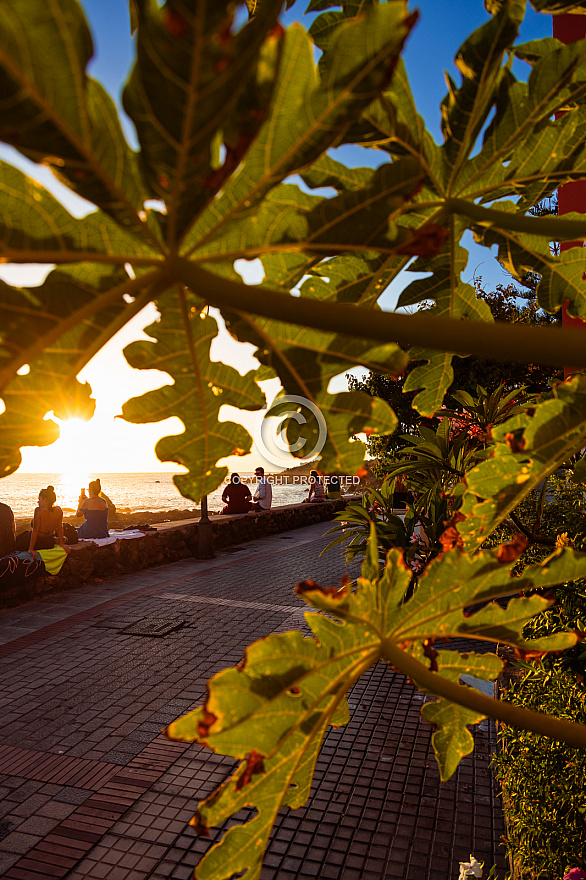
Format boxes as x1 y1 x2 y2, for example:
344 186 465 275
252 467 272 510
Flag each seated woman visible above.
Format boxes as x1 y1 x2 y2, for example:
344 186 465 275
27 486 70 559
77 480 109 538
304 470 326 503
221 473 252 514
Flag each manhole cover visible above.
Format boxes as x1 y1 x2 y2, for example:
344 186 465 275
222 546 244 553
120 618 185 637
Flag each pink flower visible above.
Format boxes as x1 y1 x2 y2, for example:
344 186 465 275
564 869 586 880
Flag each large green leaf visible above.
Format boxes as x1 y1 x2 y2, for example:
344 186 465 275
473 207 586 319
299 1 586 413
0 162 158 263
0 0 150 236
166 528 585 878
0 0 416 496
122 292 265 498
183 2 416 259
123 0 284 244
459 375 586 552
440 0 526 170
4 0 586 496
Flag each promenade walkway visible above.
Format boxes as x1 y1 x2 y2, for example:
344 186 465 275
0 522 507 880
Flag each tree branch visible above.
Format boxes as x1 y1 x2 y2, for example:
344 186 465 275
446 198 586 240
174 259 586 368
508 510 556 547
382 640 586 748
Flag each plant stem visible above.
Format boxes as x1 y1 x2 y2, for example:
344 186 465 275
446 198 586 240
174 259 586 368
509 510 556 547
382 640 586 748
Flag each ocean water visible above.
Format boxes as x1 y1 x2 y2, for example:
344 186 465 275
0 472 312 518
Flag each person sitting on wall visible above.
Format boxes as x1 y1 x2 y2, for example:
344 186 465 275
220 473 252 514
0 501 15 557
15 486 70 558
304 470 326 503
251 467 272 511
76 480 109 539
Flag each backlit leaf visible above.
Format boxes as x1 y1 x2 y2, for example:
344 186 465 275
459 375 586 552
0 0 150 233
166 527 584 877
122 290 265 498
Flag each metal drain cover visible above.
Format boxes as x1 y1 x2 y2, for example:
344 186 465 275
120 618 185 637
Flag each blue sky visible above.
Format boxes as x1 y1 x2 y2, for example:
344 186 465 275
4 0 554 473
81 0 550 145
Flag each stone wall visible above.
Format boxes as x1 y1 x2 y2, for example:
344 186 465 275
0 500 349 610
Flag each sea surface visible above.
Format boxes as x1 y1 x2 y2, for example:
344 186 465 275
0 472 312 518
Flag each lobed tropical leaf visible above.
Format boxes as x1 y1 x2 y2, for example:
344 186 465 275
0 0 151 236
458 375 586 552
122 291 265 499
123 0 284 245
166 525 586 877
0 162 159 265
473 208 586 319
467 39 586 208
419 649 502 779
440 0 526 172
184 2 416 261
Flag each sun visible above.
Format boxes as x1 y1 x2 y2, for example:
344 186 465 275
40 417 94 509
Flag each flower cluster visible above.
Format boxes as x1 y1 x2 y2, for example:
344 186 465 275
447 416 486 442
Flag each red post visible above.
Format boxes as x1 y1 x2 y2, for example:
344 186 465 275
553 15 586 377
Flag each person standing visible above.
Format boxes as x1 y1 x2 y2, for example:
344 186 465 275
252 467 272 511
0 501 15 556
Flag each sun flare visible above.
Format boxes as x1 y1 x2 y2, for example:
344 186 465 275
42 418 95 510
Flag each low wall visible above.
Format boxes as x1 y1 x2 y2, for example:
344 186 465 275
0 500 349 610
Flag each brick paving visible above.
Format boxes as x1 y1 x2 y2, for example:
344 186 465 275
0 523 507 879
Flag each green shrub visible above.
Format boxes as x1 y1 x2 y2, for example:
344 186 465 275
492 665 586 879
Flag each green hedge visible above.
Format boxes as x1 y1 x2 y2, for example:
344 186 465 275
492 665 586 879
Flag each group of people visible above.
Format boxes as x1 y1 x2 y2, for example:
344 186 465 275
1 468 343 552
0 478 116 560
220 467 272 515
220 468 342 515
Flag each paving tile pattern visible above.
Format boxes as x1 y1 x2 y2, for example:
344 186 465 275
1 525 507 878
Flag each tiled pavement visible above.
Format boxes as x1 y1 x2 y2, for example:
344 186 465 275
0 523 508 879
